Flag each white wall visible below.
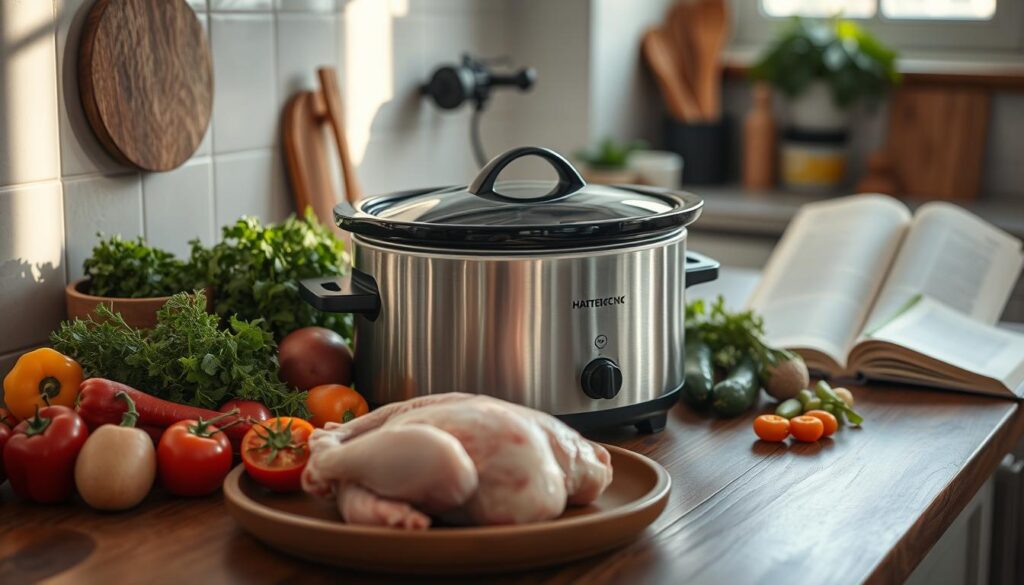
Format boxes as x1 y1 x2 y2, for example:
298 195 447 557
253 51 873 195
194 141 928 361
0 0 517 376
588 0 674 144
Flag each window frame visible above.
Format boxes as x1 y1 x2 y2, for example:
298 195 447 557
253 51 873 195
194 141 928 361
733 0 1024 54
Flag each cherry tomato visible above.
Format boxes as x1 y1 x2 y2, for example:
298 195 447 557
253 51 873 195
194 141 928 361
157 411 237 496
753 414 790 442
790 415 825 443
218 399 271 423
241 417 314 492
307 384 369 428
803 410 838 437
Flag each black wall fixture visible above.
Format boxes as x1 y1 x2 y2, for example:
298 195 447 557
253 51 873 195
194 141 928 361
422 54 536 167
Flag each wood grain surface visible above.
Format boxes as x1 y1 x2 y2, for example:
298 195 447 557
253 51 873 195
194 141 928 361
0 385 1019 585
78 0 212 171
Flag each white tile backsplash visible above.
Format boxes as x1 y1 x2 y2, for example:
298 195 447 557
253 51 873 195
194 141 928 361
63 174 144 282
214 150 292 228
0 182 66 353
276 0 340 12
276 13 339 108
211 0 273 11
210 14 278 152
1 349 26 381
143 159 216 258
0 0 60 186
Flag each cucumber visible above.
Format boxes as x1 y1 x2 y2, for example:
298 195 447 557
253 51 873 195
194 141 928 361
682 337 714 408
711 356 760 417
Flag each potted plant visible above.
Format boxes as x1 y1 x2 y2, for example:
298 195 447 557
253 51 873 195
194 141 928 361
66 235 204 329
575 138 646 185
751 17 900 191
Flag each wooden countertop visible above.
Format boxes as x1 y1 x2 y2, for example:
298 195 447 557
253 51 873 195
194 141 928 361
0 385 1020 584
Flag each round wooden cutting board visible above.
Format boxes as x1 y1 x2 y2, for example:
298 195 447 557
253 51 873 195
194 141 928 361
79 0 212 172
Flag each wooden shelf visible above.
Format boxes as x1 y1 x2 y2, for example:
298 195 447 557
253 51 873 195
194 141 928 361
723 54 1024 90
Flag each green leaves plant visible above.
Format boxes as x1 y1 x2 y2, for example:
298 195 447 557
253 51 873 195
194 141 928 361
750 17 900 109
575 137 648 170
189 210 352 343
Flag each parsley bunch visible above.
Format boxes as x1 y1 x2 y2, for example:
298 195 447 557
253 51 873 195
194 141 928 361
190 211 352 342
685 295 795 372
52 291 305 416
84 235 194 298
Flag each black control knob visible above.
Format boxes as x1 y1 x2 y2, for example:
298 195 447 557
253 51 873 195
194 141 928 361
581 358 622 400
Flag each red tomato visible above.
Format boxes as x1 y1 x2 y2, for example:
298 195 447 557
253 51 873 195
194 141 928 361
3 406 89 503
241 417 314 493
218 400 271 423
306 385 369 428
157 414 234 497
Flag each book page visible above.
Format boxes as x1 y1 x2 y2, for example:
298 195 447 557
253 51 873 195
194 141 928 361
864 202 1023 332
747 194 911 371
858 296 1024 396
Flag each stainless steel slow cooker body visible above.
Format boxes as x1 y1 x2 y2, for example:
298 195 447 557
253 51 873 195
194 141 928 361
300 147 718 432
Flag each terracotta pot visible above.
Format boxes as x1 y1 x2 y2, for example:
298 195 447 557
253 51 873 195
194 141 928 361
65 279 212 329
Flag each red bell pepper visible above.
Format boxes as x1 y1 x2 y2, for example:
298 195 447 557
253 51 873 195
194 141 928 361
76 378 253 450
0 407 14 484
4 405 89 503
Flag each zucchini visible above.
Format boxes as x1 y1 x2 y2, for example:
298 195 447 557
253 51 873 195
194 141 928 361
711 355 760 417
682 336 714 408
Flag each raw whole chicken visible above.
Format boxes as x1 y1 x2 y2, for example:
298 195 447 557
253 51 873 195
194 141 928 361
302 393 613 529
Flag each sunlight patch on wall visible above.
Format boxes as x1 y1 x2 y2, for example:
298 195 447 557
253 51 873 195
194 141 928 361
344 0 409 165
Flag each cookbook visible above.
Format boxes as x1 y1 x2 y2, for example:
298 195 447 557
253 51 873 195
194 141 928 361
748 194 1024 397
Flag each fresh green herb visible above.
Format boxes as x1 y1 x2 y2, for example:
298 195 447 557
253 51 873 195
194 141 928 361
575 137 647 170
84 234 193 298
750 17 900 109
189 211 352 342
51 291 305 416
686 295 795 372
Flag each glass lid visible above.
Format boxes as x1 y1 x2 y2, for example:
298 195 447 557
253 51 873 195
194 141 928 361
335 146 704 250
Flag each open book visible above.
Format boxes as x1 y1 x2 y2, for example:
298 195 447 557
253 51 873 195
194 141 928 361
748 194 1024 397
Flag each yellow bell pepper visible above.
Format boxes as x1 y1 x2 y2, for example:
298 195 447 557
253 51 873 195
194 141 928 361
3 348 83 419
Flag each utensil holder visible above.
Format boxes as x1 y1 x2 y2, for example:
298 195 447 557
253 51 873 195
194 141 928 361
665 116 731 185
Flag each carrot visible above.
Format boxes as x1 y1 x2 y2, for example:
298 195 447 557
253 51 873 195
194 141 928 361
76 378 253 449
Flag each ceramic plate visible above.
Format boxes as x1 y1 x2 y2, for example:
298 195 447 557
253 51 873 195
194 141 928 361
224 444 670 574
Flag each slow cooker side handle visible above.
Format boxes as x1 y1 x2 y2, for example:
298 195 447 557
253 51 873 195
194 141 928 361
299 270 381 321
685 252 720 288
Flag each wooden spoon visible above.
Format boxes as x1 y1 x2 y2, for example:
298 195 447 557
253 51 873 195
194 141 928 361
317 67 362 204
666 1 699 117
691 0 728 120
641 27 702 122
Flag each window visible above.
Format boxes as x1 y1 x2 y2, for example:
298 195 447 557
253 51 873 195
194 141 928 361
880 0 996 20
762 0 997 20
762 0 875 18
734 0 1023 53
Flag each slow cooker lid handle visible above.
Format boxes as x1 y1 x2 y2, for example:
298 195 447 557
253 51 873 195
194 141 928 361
468 146 586 204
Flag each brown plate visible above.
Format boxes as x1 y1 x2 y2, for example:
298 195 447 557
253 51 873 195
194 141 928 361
224 444 670 574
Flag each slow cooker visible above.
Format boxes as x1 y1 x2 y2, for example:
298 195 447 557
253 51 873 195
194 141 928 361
300 146 718 433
